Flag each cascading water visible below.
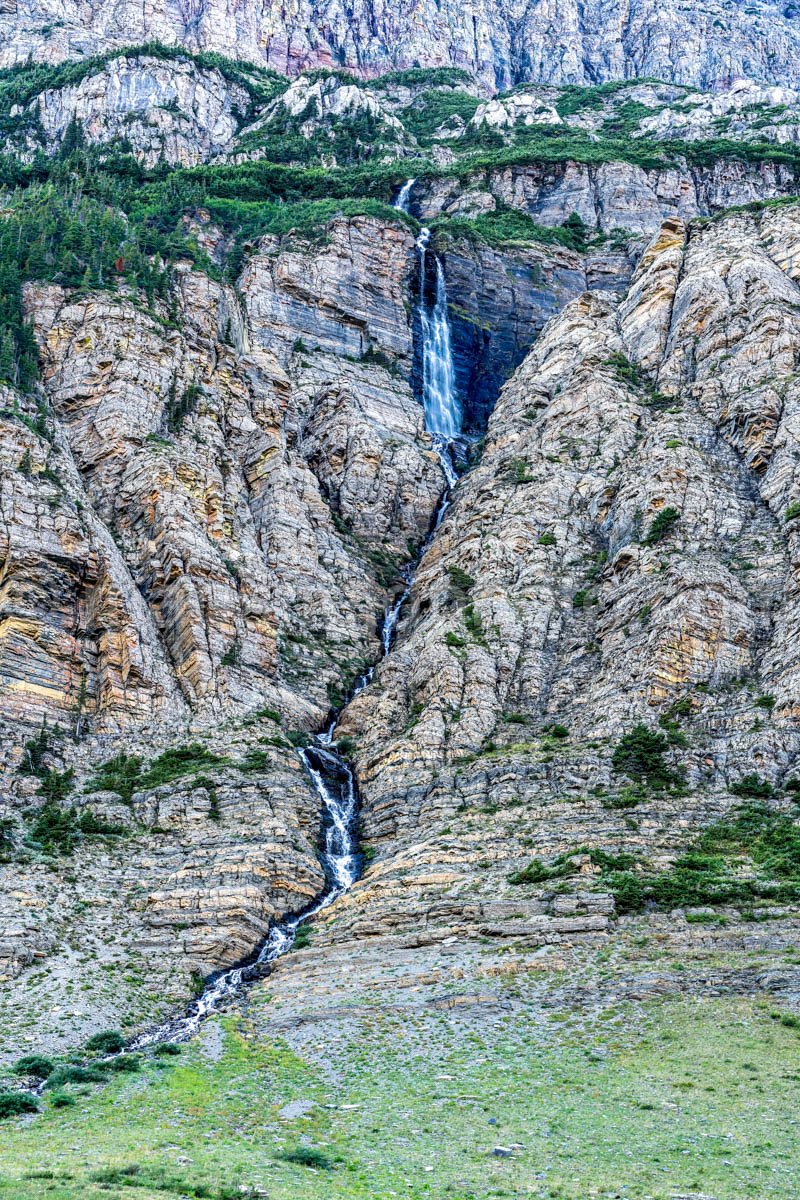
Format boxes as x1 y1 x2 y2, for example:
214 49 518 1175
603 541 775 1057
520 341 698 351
129 177 464 1050
132 713 363 1048
394 178 462 483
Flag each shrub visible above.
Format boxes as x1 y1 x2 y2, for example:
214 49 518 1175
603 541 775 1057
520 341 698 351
447 565 475 598
85 752 143 802
105 1054 141 1073
293 924 313 949
755 694 776 711
85 1029 125 1056
88 744 226 801
730 773 774 799
49 1089 76 1108
220 640 241 667
642 506 680 546
602 784 647 810
27 800 80 854
445 631 466 648
785 500 800 521
507 457 533 484
464 603 486 643
611 723 680 790
45 1064 108 1088
18 722 56 776
12 1054 54 1079
537 531 556 546
280 1146 335 1170
597 803 800 913
36 767 74 803
771 1011 800 1030
0 1090 38 1119
153 1042 181 1056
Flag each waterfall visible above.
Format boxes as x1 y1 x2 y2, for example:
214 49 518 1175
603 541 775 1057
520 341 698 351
394 179 462 459
132 713 364 1048
127 178 465 1051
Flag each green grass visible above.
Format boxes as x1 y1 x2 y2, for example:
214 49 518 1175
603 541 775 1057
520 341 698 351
0 997 798 1198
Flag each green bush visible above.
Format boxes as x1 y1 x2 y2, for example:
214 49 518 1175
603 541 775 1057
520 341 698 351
84 752 143 801
85 1029 125 1056
27 799 80 854
293 924 313 950
611 723 681 790
280 1146 335 1170
49 1090 76 1108
730 773 774 799
45 1064 108 1089
447 565 475 597
642 506 680 546
785 500 800 521
12 1054 54 1079
598 803 800 913
153 1042 181 1056
105 1054 141 1073
86 744 226 801
0 1090 38 1119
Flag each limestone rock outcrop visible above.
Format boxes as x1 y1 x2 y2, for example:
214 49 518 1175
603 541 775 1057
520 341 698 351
3 0 800 94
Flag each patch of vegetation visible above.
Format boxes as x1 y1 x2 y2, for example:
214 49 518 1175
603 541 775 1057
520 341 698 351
44 1064 109 1089
25 799 121 856
367 66 473 91
600 803 800 913
605 352 668 406
166 378 201 433
611 723 683 790
507 457 534 484
279 1146 335 1170
85 1030 125 1056
86 743 227 802
730 773 774 800
642 506 680 546
12 1056 54 1080
293 925 313 950
433 207 595 253
447 565 475 601
400 88 480 144
17 721 60 777
0 1091 38 1119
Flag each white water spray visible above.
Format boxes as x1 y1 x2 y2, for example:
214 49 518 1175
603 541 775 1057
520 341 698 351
394 179 463 449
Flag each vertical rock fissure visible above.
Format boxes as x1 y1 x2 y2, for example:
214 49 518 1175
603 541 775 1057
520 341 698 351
129 181 464 1047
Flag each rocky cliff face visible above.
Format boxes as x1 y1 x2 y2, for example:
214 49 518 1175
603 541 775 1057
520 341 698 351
2 39 800 1061
2 0 800 93
323 203 800 957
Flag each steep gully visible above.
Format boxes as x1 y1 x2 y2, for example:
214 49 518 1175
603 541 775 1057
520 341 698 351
131 180 462 1047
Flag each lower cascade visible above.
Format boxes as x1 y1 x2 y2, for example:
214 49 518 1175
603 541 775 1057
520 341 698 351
132 179 464 1050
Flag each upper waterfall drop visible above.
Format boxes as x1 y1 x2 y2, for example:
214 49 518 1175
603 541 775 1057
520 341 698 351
394 180 463 447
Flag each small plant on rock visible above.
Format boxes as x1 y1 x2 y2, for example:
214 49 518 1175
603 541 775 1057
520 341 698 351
642 506 680 546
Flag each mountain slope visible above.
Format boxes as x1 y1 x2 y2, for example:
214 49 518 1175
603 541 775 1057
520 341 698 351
2 0 800 92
